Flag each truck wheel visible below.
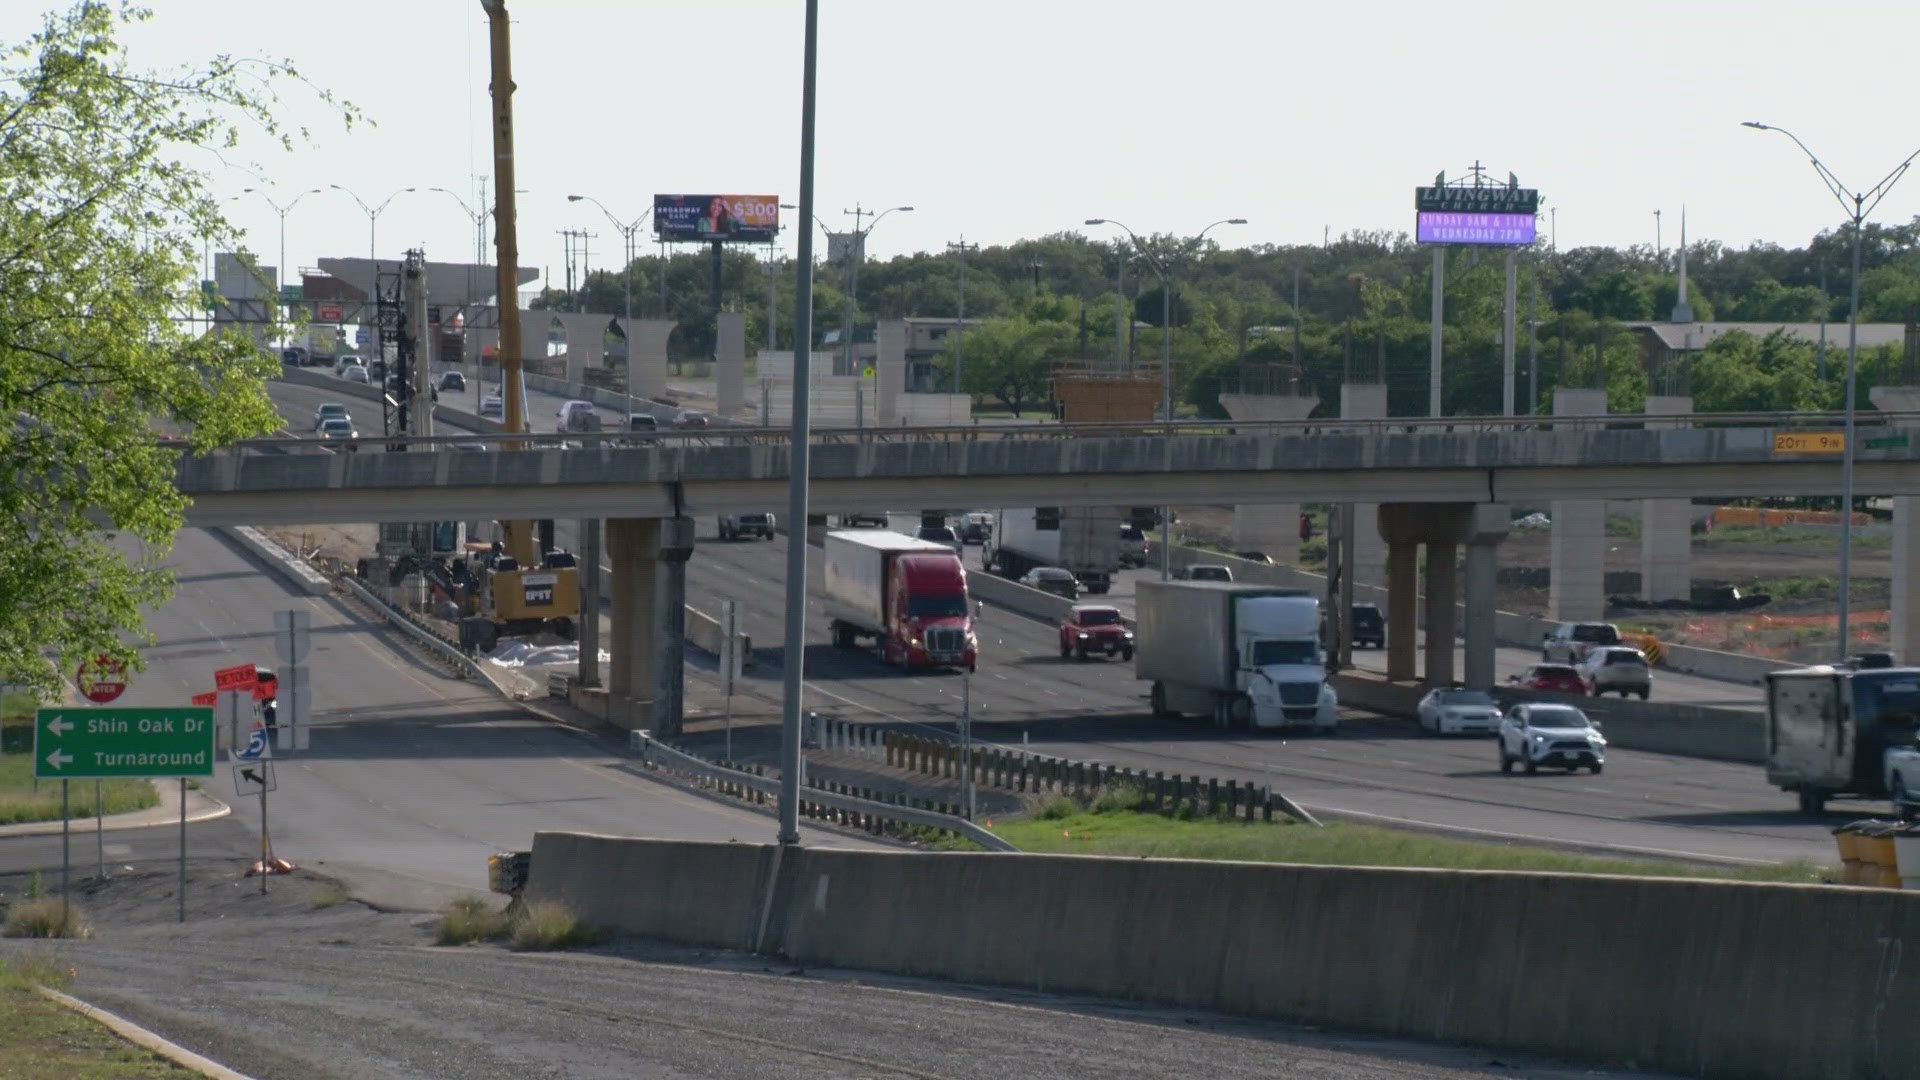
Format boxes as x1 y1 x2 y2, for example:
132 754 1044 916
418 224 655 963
1638 689 1650 701
1499 746 1513 774
1059 640 1070 659
1523 756 1538 775
1121 647 1134 662
1797 787 1826 815
1076 646 1089 662
1150 682 1172 719
1589 762 1603 775
1229 695 1253 728
549 617 575 641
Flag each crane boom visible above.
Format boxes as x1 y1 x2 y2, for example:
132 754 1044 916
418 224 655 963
482 0 534 568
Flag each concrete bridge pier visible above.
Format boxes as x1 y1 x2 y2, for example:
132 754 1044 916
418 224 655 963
1640 395 1694 602
628 320 676 403
1873 386 1920 661
1220 391 1320 564
1341 383 1389 587
715 312 745 418
1549 388 1609 622
1380 503 1508 689
605 518 660 729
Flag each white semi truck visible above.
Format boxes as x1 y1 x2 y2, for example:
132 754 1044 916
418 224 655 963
1134 580 1338 732
987 506 1125 595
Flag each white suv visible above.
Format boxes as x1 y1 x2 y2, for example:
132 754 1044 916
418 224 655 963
1541 622 1621 664
1499 702 1606 775
1579 647 1652 699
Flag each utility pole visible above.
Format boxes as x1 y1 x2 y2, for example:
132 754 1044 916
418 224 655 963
842 204 872 376
948 237 977 397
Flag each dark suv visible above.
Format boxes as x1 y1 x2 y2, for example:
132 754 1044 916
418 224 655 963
719 513 776 541
1350 603 1385 649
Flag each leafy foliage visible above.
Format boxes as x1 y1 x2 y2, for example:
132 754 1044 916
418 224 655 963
0 3 352 695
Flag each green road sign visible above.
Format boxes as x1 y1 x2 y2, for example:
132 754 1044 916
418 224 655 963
1865 434 1910 450
34 707 215 779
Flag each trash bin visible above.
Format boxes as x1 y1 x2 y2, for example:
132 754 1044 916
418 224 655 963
1895 825 1920 890
1834 821 1872 885
1857 822 1904 888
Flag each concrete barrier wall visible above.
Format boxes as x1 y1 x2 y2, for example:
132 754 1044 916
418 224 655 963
965 569 1074 624
528 832 771 949
531 835 1920 1080
223 526 331 596
685 604 751 665
1332 671 1766 763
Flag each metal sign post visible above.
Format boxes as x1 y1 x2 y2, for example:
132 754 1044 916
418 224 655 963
720 599 739 762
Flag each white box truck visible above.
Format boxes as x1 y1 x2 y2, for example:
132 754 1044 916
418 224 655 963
1135 580 1337 732
822 530 977 671
987 506 1125 594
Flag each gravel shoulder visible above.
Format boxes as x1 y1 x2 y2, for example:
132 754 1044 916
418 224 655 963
0 862 1680 1080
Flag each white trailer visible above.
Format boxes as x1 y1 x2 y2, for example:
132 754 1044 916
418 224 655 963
1135 580 1337 732
987 506 1125 594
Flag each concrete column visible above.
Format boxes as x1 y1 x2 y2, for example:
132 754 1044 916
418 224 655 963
1894 497 1920 665
1232 504 1300 565
1341 382 1389 587
874 319 907 425
627 319 676 401
1423 541 1458 688
604 518 660 729
715 311 745 418
1640 394 1693 601
1385 540 1419 682
654 516 695 739
1220 390 1319 566
1549 387 1609 622
577 518 601 688
1463 504 1508 692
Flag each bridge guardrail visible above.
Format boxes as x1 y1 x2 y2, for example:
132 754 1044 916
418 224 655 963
185 406 1920 457
628 731 1017 851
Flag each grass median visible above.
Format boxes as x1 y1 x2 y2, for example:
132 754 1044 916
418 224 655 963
0 712 161 827
0 955 197 1077
972 793 1828 884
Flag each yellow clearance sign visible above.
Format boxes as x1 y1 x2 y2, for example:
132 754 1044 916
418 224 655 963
1773 431 1845 454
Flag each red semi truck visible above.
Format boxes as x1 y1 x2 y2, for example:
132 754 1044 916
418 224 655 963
823 530 977 671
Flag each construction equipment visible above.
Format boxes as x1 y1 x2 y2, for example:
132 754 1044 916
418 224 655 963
473 0 580 653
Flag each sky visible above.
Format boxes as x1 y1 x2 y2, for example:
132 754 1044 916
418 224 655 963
10 0 1920 293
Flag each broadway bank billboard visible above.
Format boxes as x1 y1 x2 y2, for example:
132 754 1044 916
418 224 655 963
653 194 781 243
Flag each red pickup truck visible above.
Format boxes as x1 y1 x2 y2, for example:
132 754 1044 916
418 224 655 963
1059 604 1134 661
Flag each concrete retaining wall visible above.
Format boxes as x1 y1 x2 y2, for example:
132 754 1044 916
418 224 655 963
223 527 331 596
528 834 1920 1080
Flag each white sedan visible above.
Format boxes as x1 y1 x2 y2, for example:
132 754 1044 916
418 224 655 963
1417 688 1501 735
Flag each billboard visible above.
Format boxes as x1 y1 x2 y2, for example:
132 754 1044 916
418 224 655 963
1416 212 1537 246
653 194 780 243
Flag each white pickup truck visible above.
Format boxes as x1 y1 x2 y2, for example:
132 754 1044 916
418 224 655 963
1541 621 1622 664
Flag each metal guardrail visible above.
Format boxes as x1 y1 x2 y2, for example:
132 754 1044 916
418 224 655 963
628 731 1018 852
338 574 507 689
174 410 1920 458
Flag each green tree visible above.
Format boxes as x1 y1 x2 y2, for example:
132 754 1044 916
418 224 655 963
936 316 1073 417
0 4 350 695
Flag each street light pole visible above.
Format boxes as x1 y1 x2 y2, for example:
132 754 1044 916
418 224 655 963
1745 121 1920 658
331 184 417 272
569 195 653 418
947 237 978 398
839 203 913 378
1087 216 1246 579
243 187 322 305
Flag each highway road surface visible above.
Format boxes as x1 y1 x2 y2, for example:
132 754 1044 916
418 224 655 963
0 526 871 910
261 375 1850 868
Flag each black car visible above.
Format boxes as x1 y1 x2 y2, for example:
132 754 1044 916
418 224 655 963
1019 566 1080 600
1351 602 1385 649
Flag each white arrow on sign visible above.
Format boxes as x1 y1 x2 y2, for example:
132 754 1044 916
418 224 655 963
44 750 72 770
45 716 73 736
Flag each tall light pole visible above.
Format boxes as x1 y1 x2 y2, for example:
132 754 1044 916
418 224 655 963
1745 121 1920 658
839 203 913 375
947 237 978 400
568 194 653 418
778 0 822 847
331 184 417 271
242 187 322 306
1087 216 1246 579
430 185 492 399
